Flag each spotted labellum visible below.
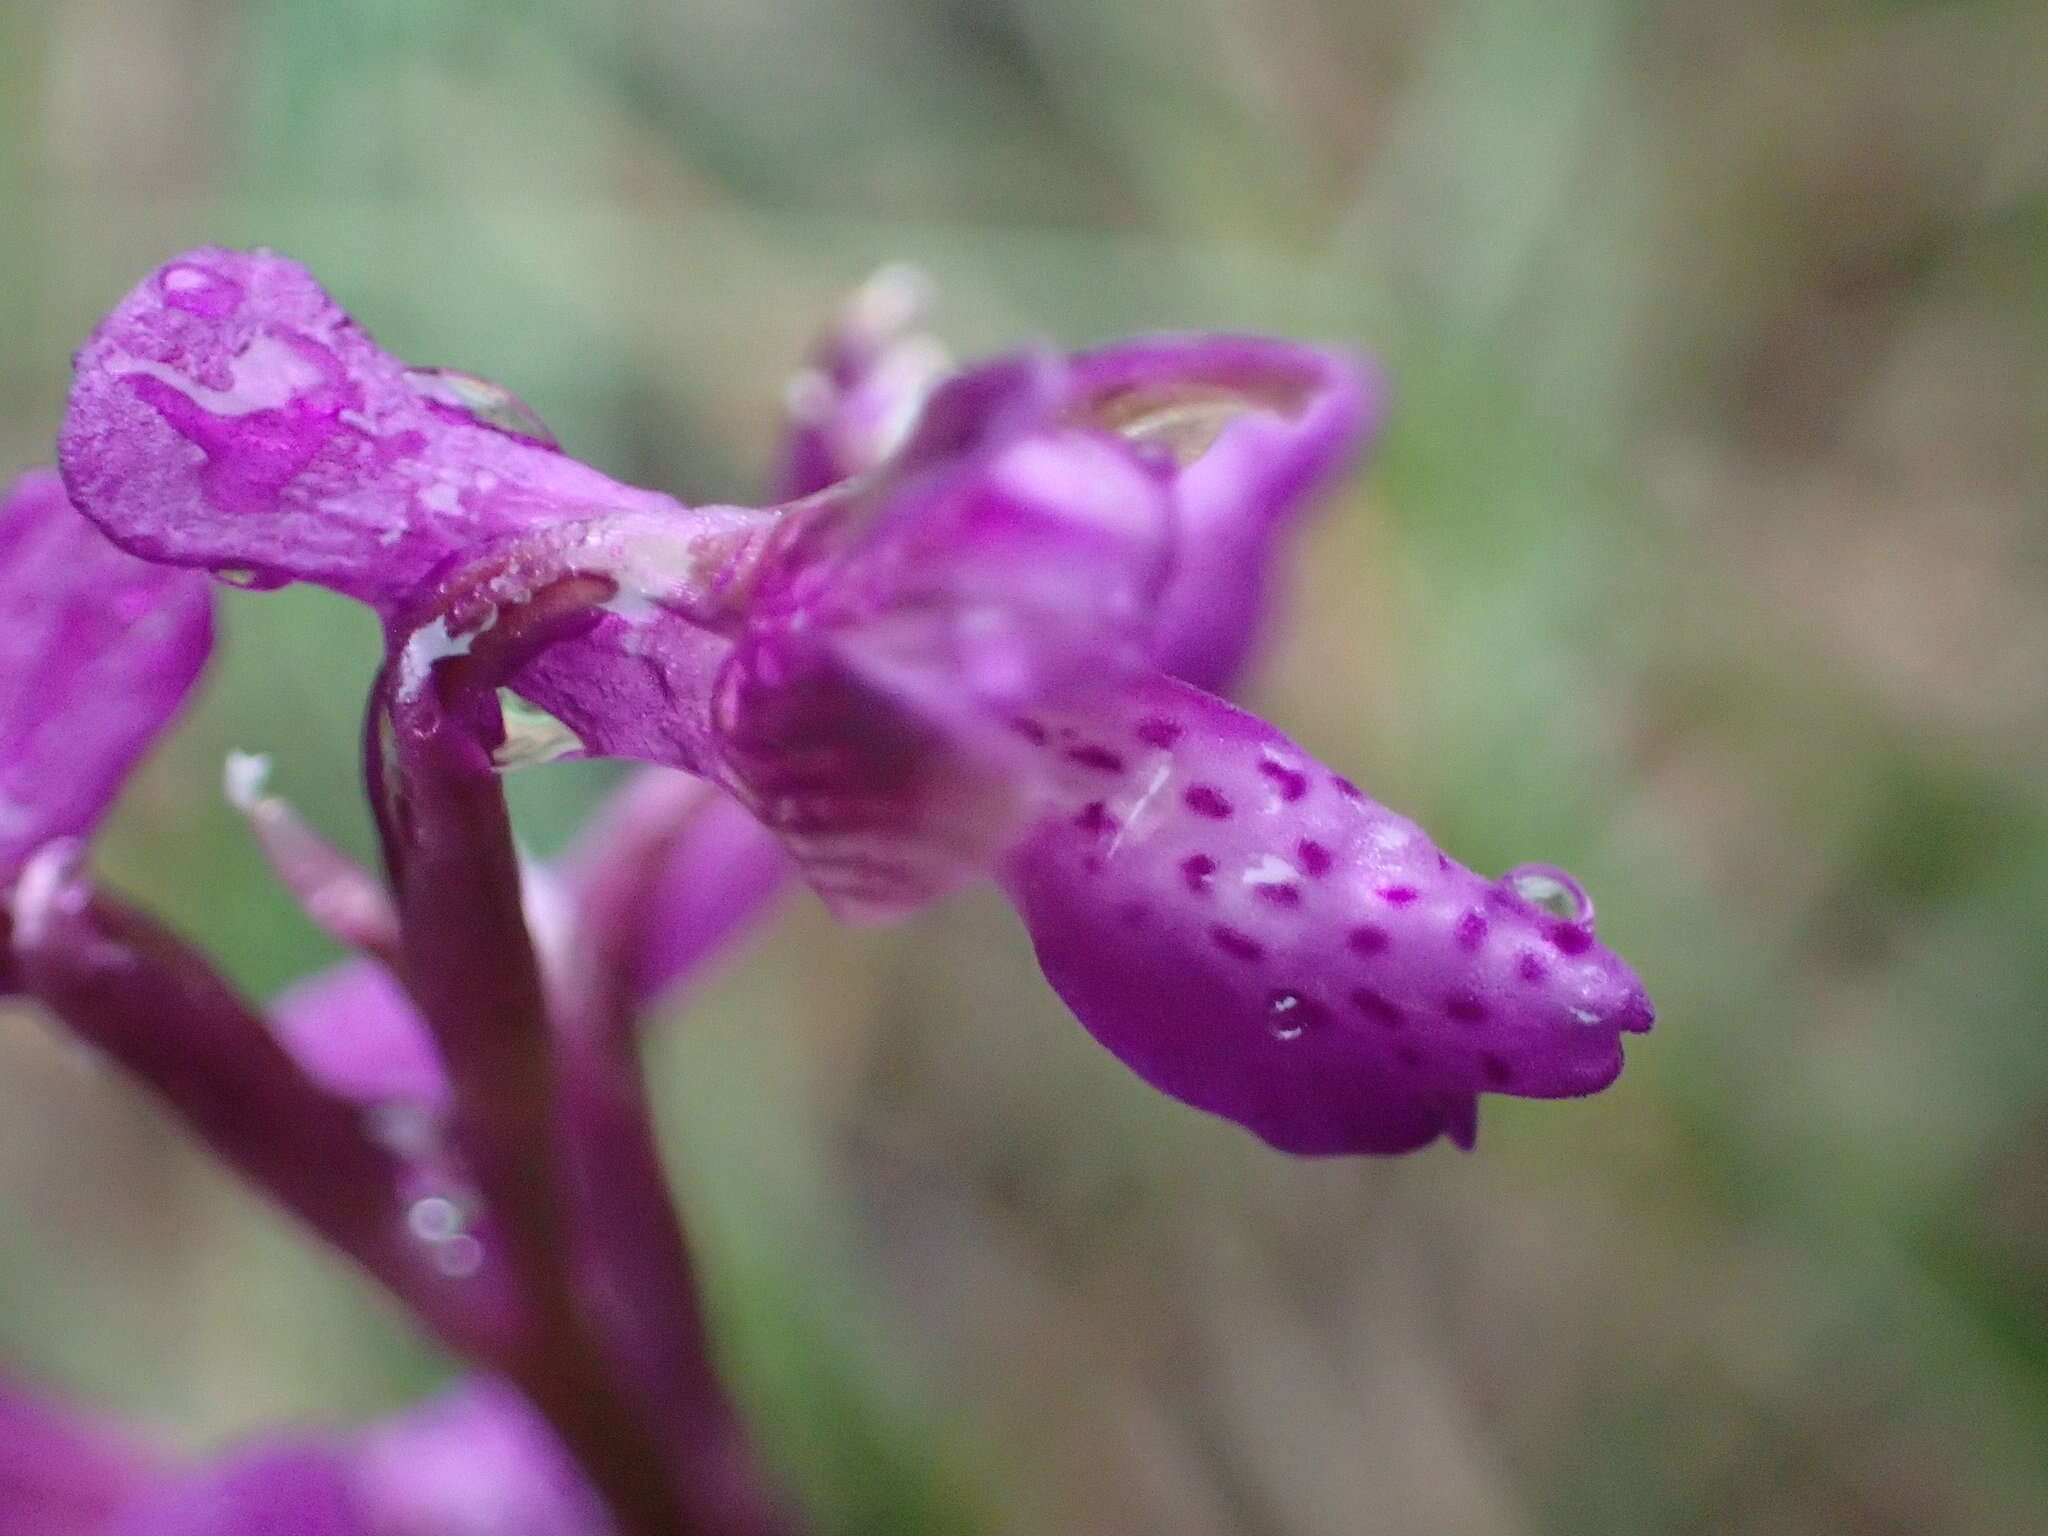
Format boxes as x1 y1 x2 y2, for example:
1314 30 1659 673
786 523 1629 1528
0 248 1654 1535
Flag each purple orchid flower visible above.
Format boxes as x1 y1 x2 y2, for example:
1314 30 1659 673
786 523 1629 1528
5 250 1657 1536
60 247 1651 1158
5 1373 609 1536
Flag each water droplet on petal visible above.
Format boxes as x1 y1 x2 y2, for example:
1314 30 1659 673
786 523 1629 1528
213 566 287 591
1505 864 1594 926
492 690 586 770
407 1194 465 1243
1266 990 1324 1041
405 368 559 448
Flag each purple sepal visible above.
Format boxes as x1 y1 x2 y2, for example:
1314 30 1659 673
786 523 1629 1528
0 469 212 881
224 753 401 968
1062 336 1381 692
561 769 791 1007
60 249 690 609
352 1379 614 1536
270 958 449 1110
106 1446 362 1536
1000 674 1652 1155
774 265 949 500
18 1377 611 1536
0 1375 157 1536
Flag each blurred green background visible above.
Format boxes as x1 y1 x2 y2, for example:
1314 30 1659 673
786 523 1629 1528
4 0 2047 1531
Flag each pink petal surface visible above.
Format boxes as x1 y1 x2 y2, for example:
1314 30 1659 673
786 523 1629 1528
1001 674 1652 1154
0 469 212 879
1064 335 1380 692
0 1375 158 1536
60 249 693 609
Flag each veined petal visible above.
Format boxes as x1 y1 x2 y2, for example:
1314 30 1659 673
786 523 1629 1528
60 248 692 609
999 674 1652 1155
1062 336 1380 691
0 469 212 880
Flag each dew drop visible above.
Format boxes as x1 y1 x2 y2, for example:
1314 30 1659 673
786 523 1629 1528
213 566 286 591
1505 864 1593 926
1265 990 1325 1041
406 368 559 448
407 1195 466 1243
492 690 587 770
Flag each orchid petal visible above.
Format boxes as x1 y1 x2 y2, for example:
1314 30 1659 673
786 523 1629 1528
352 1379 613 1536
107 1445 362 1536
0 1375 157 1536
999 674 1652 1154
0 469 211 881
1062 336 1380 691
60 249 698 610
774 264 949 500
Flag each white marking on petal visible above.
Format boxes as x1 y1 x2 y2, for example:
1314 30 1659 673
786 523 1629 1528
115 333 323 417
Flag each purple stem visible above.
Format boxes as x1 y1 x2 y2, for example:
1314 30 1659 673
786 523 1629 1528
6 843 524 1363
373 683 689 1536
560 773 798 1536
370 578 789 1536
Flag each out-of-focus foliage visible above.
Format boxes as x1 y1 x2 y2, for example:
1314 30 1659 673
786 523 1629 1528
3 1 2046 1531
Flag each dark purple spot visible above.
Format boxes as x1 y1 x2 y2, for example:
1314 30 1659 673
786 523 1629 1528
1184 785 1234 819
1514 951 1549 984
1009 717 1049 746
1347 924 1391 956
1066 744 1126 774
1297 839 1333 877
1255 883 1303 909
1487 887 1524 913
1378 885 1419 906
1181 854 1217 894
1453 910 1488 950
1266 990 1331 1039
1135 717 1183 748
1480 1053 1514 1086
1350 989 1404 1027
1333 776 1364 800
1550 922 1594 956
1210 925 1265 963
1445 990 1489 1025
1074 801 1118 835
1395 1044 1425 1069
1258 760 1309 801
1436 851 1451 872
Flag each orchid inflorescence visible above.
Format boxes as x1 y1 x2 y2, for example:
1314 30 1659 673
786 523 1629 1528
1 250 1652 1534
